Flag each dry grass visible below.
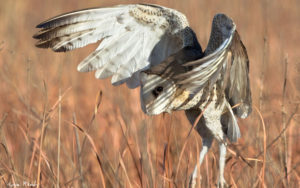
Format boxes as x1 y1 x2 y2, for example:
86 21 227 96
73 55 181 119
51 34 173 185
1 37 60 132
0 0 299 187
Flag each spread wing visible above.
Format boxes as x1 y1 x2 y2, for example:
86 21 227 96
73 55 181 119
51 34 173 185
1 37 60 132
33 4 196 88
173 14 251 118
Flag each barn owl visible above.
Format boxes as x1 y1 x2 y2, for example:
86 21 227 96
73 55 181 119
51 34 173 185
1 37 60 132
33 4 252 187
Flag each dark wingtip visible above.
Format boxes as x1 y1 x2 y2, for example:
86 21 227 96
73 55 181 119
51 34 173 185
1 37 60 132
53 47 68 52
34 41 49 49
32 30 47 39
32 33 40 39
36 22 48 28
34 41 67 52
36 17 55 28
36 24 42 28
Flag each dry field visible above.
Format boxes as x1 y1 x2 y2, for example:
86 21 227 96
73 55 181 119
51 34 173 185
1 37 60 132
0 0 299 187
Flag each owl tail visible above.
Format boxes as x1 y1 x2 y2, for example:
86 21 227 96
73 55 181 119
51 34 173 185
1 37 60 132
221 101 241 142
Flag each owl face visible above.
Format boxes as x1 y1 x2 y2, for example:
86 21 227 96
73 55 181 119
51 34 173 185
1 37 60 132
140 72 176 115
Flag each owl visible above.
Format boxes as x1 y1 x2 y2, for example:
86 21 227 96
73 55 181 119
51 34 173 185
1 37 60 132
34 4 252 188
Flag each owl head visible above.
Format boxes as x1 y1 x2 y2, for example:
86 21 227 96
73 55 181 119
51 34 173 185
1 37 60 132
139 72 177 115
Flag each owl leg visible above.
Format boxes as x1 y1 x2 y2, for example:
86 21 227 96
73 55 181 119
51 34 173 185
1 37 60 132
203 101 226 188
189 135 213 188
218 142 228 188
205 127 227 188
206 128 228 188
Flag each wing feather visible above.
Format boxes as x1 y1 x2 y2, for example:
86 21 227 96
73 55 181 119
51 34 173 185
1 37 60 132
33 20 104 40
36 6 127 28
34 4 193 87
174 29 251 118
95 31 141 79
173 33 234 92
225 31 252 118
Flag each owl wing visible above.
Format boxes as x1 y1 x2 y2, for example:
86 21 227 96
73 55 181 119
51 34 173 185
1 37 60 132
174 23 251 118
174 27 235 90
224 31 252 118
33 4 196 88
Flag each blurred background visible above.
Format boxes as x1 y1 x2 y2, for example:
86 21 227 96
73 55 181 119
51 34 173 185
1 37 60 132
0 0 299 187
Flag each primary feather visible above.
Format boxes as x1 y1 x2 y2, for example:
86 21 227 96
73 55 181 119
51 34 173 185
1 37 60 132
34 4 196 87
34 6 252 187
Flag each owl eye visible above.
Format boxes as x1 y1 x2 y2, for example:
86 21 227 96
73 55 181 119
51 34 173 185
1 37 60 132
152 86 164 98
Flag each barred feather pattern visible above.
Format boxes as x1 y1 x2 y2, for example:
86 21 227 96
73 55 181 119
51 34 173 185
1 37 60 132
34 7 252 187
34 4 196 87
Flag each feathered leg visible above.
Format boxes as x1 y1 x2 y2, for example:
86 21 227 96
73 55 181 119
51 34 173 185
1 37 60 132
218 142 227 188
200 99 228 188
186 109 215 188
189 135 213 188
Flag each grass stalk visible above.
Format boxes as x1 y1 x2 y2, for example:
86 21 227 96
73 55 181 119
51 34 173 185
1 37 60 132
72 113 85 187
57 88 61 188
253 106 267 188
36 82 48 188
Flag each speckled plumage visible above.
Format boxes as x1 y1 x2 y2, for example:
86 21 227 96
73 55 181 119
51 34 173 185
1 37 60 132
34 4 252 188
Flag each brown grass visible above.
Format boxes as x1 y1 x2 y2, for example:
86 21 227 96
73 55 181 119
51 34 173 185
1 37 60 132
0 0 300 187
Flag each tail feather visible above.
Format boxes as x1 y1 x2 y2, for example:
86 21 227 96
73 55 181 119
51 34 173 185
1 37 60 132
222 101 241 142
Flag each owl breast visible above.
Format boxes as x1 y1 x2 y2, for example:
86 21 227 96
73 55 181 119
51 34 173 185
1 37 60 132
170 82 224 112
